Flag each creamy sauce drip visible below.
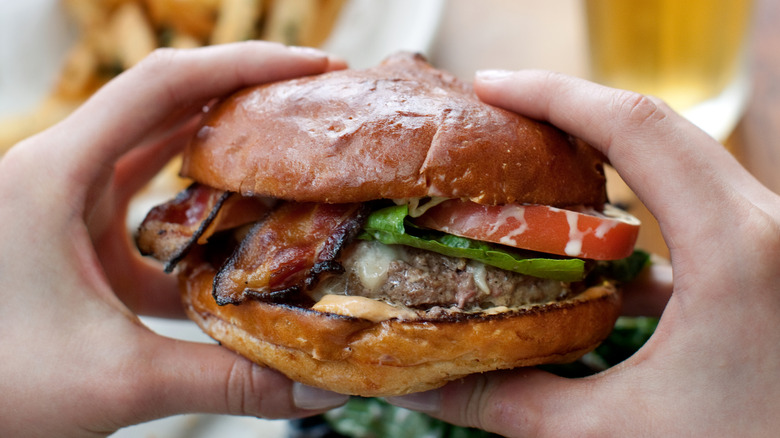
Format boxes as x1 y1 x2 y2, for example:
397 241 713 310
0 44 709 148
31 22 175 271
564 209 585 257
310 284 614 322
494 204 528 246
312 294 418 322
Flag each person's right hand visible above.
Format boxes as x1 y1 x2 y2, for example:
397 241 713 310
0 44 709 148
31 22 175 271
388 70 780 437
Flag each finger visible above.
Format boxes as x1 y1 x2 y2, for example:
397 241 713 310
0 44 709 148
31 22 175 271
84 124 196 318
42 42 338 203
110 110 199 204
473 70 753 198
117 333 349 426
87 171 187 318
95 221 184 318
95 46 344 315
388 369 633 437
85 112 196 230
324 54 348 72
473 70 773 249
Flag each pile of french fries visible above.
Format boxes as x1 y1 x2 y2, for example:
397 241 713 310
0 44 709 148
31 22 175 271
0 0 346 153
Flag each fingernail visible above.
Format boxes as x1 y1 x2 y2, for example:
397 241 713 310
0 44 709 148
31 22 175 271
385 389 441 414
292 382 350 410
475 69 514 81
289 46 328 58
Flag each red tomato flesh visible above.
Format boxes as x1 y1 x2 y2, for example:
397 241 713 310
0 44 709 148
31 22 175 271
414 200 640 260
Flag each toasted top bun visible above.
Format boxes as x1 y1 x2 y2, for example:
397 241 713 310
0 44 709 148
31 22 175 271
181 52 606 206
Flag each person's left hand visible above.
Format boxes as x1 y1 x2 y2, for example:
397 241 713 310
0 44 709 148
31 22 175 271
0 42 349 438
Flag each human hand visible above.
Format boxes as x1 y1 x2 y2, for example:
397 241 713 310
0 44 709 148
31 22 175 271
0 42 350 438
387 70 780 436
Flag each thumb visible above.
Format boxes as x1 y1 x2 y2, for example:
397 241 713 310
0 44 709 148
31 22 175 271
387 368 636 437
118 331 349 427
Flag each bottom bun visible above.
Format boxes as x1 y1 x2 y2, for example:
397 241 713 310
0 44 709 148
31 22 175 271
179 260 622 397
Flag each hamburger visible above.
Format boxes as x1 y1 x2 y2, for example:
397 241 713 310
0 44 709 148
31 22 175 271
135 52 643 397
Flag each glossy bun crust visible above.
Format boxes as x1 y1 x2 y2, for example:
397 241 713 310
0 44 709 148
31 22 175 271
179 259 621 397
181 52 606 207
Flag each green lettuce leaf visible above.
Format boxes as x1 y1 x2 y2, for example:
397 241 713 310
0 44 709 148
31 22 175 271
592 248 651 283
358 204 586 282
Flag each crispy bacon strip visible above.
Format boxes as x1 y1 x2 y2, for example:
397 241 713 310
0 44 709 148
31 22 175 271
136 183 271 272
213 202 369 306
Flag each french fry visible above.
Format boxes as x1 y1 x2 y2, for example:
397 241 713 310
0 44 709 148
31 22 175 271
62 0 112 29
211 0 264 45
262 0 345 47
62 0 114 67
144 0 220 40
262 0 318 45
111 2 157 68
168 31 204 49
53 40 101 100
305 0 347 47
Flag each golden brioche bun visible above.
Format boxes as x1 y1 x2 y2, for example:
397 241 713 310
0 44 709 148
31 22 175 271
180 258 621 397
181 52 606 207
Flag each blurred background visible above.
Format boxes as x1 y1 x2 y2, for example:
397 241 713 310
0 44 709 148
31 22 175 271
1 0 778 436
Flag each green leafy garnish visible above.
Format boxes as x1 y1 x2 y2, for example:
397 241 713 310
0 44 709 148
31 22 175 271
592 249 651 283
324 397 499 438
358 205 586 282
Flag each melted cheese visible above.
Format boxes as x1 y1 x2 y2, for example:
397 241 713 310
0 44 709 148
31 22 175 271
347 240 400 291
312 294 418 322
465 261 490 294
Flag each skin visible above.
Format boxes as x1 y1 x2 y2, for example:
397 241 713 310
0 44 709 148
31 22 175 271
0 42 349 438
388 70 780 436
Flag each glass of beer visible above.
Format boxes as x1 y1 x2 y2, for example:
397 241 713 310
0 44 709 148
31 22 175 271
585 0 754 141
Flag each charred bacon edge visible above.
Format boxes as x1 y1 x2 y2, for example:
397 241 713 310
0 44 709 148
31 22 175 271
164 187 231 273
212 202 369 307
135 183 231 273
244 288 316 307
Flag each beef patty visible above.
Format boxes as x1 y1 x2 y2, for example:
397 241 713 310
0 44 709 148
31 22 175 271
310 240 574 311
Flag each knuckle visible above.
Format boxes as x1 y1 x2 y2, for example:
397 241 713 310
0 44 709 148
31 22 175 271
462 374 490 429
460 373 540 436
130 47 186 108
537 69 572 85
134 47 179 75
224 358 294 418
224 358 255 416
597 90 671 159
612 90 668 130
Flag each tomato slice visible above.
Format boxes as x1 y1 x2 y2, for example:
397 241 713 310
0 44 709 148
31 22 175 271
414 200 640 260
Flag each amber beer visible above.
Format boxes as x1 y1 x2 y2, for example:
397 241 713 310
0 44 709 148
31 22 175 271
586 0 753 114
